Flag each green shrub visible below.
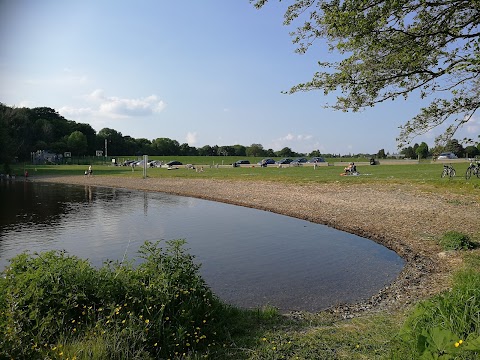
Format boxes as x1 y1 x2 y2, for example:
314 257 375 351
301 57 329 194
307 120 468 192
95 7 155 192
397 268 480 359
0 240 228 359
439 231 475 251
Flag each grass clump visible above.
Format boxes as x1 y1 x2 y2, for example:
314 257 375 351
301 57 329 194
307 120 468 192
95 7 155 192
396 267 480 359
439 231 475 251
0 240 233 359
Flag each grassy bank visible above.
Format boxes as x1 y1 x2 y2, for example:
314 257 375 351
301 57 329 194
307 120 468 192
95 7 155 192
12 161 480 194
2 163 480 358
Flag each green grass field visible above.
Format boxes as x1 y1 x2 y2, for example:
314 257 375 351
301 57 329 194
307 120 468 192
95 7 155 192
15 159 480 197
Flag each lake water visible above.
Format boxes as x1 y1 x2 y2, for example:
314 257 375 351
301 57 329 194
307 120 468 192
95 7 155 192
0 180 404 312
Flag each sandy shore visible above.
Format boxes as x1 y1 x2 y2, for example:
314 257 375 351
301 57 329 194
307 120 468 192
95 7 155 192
33 175 480 316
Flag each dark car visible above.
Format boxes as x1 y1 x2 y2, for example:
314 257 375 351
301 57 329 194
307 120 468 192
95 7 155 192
276 158 293 164
291 157 308 165
257 158 276 165
307 157 325 163
235 160 250 165
122 160 136 166
166 160 182 166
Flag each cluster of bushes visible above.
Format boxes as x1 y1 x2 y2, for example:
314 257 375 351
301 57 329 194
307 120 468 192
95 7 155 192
0 240 234 359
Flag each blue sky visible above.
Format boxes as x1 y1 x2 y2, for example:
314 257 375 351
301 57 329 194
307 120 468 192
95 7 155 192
1 0 478 155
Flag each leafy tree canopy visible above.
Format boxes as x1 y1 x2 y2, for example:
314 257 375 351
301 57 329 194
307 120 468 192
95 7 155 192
252 0 480 147
67 131 88 156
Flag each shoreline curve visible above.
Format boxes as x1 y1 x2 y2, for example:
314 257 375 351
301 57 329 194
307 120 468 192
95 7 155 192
32 175 480 317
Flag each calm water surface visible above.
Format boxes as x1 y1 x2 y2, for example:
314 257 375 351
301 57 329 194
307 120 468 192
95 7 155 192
0 180 404 312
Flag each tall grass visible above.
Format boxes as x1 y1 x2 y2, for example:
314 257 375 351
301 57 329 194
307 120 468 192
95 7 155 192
395 268 480 359
0 240 239 359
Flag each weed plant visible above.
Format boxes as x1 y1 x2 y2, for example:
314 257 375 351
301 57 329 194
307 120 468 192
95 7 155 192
397 267 480 359
0 240 234 359
439 231 475 251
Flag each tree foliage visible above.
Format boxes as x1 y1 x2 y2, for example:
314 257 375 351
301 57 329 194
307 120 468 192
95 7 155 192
415 142 429 159
252 0 480 147
67 131 88 156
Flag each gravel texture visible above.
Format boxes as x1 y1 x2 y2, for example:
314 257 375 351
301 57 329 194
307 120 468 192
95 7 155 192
34 175 480 317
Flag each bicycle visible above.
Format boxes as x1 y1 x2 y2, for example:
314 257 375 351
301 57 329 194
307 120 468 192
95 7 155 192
441 164 456 178
465 160 480 180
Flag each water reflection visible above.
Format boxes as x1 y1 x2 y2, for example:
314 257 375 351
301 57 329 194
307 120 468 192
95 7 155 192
0 180 404 312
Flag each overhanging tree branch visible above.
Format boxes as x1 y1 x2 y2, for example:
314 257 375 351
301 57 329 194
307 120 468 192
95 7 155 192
252 0 480 146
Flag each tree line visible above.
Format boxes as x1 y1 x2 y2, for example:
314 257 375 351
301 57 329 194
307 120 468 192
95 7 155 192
1 104 478 168
0 104 323 164
396 140 480 160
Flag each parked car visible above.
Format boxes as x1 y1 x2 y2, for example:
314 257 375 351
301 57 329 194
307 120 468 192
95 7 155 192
307 157 325 163
235 160 250 165
122 160 136 166
291 157 308 165
148 160 162 168
276 158 293 164
437 152 458 160
166 160 183 166
257 158 276 165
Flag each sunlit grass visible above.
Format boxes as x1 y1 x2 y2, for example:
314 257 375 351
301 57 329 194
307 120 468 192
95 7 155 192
15 160 480 198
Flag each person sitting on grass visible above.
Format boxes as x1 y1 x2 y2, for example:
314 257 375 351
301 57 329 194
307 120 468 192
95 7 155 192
344 162 357 175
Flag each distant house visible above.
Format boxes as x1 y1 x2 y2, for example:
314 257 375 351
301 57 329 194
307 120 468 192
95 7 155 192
33 150 62 164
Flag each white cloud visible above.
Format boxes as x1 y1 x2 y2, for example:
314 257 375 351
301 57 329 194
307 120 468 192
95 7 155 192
17 100 35 108
186 132 198 146
86 89 166 118
269 133 316 153
278 133 313 142
58 106 94 117
465 115 480 134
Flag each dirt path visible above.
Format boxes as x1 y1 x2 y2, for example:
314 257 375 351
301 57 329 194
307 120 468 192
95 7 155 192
33 175 480 316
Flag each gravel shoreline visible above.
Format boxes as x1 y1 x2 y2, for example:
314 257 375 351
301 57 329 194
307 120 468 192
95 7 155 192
33 175 480 317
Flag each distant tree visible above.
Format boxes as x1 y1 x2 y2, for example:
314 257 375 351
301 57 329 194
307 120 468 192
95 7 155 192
151 138 180 156
415 142 429 159
34 140 48 150
464 146 479 158
377 149 386 159
97 128 125 155
308 149 322 157
74 123 97 155
0 104 17 164
253 0 480 147
217 146 233 156
400 146 415 159
265 148 276 157
33 118 54 144
135 138 153 154
179 143 198 156
445 139 465 158
0 104 33 161
246 143 265 157
67 131 88 156
278 147 294 157
232 145 247 156
198 145 215 156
